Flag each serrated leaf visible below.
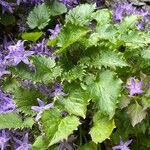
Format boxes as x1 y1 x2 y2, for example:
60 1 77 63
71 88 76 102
87 33 100 47
119 95 131 109
56 24 89 53
96 24 117 40
141 49 150 59
87 70 122 118
90 112 115 143
49 0 67 16
32 136 47 150
12 55 62 83
127 102 147 127
121 31 149 48
91 50 128 69
88 50 128 69
78 141 97 150
27 3 50 29
0 113 34 129
13 87 44 114
118 15 139 33
65 4 96 26
63 64 86 82
23 117 34 128
92 9 111 25
62 86 90 118
21 32 43 42
41 108 80 147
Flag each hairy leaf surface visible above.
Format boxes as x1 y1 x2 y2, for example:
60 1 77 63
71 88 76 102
87 71 122 118
127 102 147 127
65 4 95 26
90 112 115 143
41 108 80 147
27 3 50 29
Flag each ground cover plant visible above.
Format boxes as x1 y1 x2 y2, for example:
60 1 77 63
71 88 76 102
0 0 150 149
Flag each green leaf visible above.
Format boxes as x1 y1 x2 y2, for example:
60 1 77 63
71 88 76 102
56 24 89 53
0 14 15 26
49 0 67 16
87 33 100 47
92 9 111 25
142 97 150 110
96 24 117 40
62 86 90 118
78 142 97 150
13 87 44 115
41 108 80 147
87 70 122 118
62 64 86 82
118 15 139 33
127 102 147 127
90 112 115 143
119 95 131 109
0 112 34 129
32 136 47 150
21 32 43 42
90 50 128 69
141 49 150 59
121 31 149 48
12 55 62 83
23 117 35 128
65 4 96 26
27 3 51 29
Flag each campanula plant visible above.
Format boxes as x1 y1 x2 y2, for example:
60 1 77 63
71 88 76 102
0 0 150 149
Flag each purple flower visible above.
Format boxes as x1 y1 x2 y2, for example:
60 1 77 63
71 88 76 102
48 24 61 40
17 0 44 5
31 98 53 121
30 0 44 4
51 83 67 97
5 41 34 66
0 0 15 14
0 130 10 150
0 60 10 77
113 2 150 30
59 0 78 9
112 139 132 150
36 84 51 97
14 133 31 150
21 80 35 89
0 57 10 78
32 39 52 56
0 89 16 114
127 78 143 96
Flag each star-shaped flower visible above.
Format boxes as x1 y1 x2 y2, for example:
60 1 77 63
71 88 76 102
14 133 31 150
112 139 132 150
0 89 16 114
0 0 15 14
51 83 67 97
127 77 143 96
48 24 61 40
31 98 53 122
59 0 78 9
6 40 34 66
0 59 10 78
0 130 10 150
